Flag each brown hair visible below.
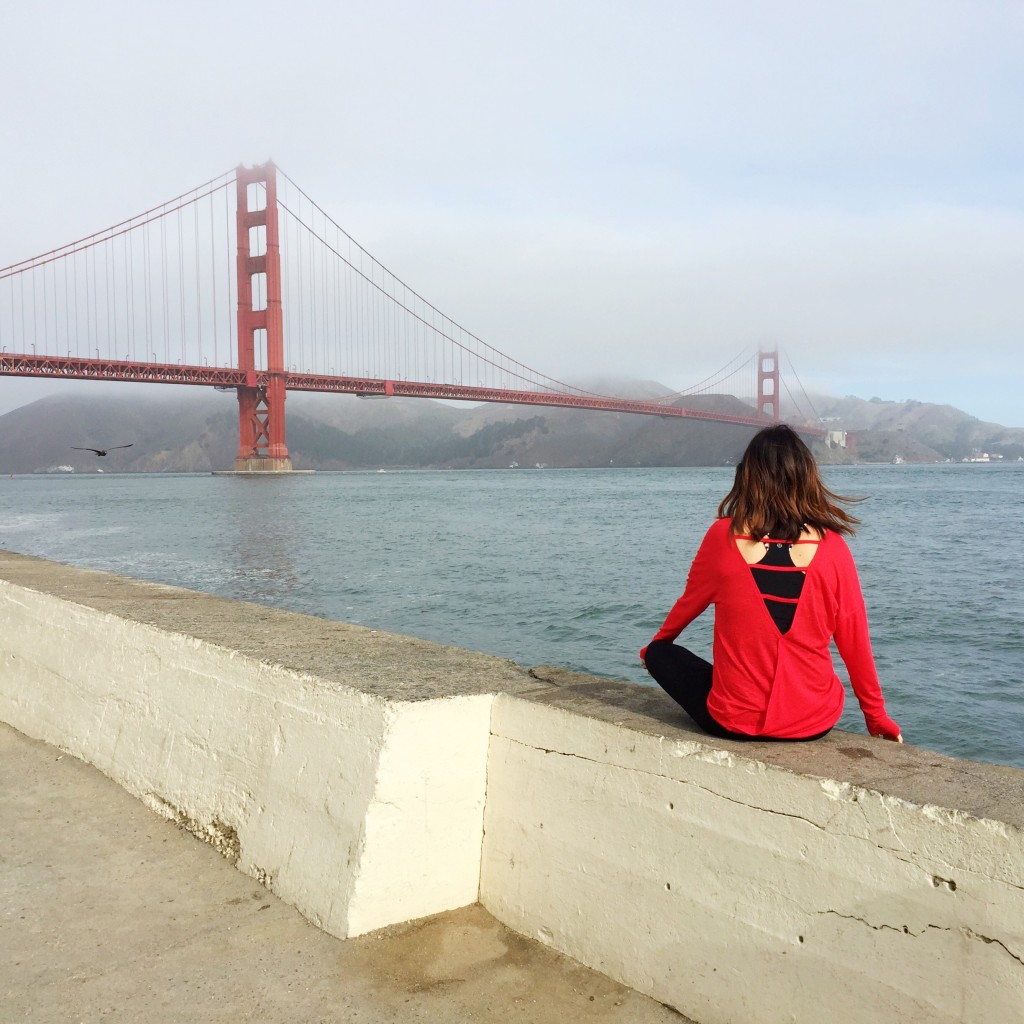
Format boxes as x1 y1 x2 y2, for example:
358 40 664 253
717 424 861 540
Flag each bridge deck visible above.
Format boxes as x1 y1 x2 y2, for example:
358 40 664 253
0 351 825 436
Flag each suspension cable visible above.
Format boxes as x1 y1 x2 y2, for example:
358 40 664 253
0 172 235 281
781 349 820 424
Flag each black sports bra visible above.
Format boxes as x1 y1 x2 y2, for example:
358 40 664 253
736 535 822 633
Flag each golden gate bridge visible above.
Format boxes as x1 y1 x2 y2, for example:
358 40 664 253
0 162 823 472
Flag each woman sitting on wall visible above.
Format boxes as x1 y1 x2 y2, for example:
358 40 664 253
641 424 902 744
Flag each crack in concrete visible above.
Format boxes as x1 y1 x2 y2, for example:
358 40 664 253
515 737 955 849
819 909 914 936
515 737 833 833
819 911 1023 966
506 737 1024 895
940 926 1024 967
879 800 911 854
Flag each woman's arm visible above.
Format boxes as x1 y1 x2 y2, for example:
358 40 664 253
832 551 902 741
640 522 721 660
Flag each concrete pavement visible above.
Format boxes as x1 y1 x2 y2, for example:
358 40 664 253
1 723 693 1024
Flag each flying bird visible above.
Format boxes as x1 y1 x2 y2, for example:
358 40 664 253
70 444 133 457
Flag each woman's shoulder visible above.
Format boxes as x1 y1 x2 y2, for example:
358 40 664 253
692 517 734 555
818 529 857 564
706 517 734 541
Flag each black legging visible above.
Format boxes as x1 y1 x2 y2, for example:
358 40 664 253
643 639 831 742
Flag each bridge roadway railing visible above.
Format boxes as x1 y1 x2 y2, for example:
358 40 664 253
0 550 1018 1024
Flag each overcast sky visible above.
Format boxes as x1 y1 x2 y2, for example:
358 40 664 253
2 1 1022 424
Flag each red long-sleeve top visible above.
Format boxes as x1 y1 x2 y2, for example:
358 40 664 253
641 518 900 740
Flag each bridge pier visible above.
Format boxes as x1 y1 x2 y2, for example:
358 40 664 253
229 458 299 473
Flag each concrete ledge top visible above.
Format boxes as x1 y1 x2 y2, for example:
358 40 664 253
2 548 1022 831
523 666 1024 832
0 549 532 702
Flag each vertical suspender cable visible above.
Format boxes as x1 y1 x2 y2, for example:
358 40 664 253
160 217 168 362
126 229 133 359
178 208 186 362
102 238 109 358
89 246 95 355
224 186 232 366
297 202 305 373
122 230 130 362
307 200 314 373
62 256 69 354
41 261 48 355
194 200 201 364
143 223 151 362
383 264 389 378
345 234 352 376
321 206 328 375
335 212 342 375
72 249 79 355
209 192 217 368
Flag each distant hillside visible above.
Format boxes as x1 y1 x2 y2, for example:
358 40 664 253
811 395 1024 463
0 382 1020 473
0 391 238 475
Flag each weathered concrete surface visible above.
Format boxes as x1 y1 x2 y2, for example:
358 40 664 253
484 670 1024 1024
0 723 692 1024
0 548 533 703
521 666 1024 831
0 550 520 939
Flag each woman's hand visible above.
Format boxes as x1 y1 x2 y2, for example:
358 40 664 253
876 732 903 743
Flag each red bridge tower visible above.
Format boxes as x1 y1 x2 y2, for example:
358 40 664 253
757 349 779 422
233 161 293 472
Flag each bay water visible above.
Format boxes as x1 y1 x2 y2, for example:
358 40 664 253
2 464 1021 769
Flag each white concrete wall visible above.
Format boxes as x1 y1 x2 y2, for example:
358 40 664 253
348 696 492 935
0 580 491 939
2 566 1023 1023
480 696 1024 1024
